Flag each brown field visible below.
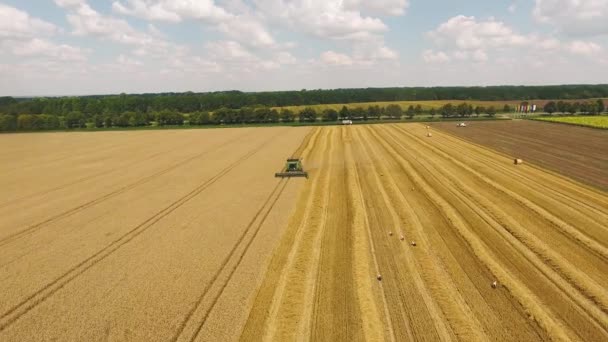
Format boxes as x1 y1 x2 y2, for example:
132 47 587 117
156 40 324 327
1 123 607 341
433 120 608 190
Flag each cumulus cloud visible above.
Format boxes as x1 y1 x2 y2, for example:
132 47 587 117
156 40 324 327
2 38 87 62
425 15 605 64
0 4 87 63
533 0 608 36
422 50 450 63
0 4 58 38
254 0 387 41
112 0 275 47
111 0 230 23
343 0 409 16
56 0 184 58
320 51 354 66
567 40 603 56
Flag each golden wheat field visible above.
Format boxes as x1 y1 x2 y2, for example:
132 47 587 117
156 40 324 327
1 123 607 341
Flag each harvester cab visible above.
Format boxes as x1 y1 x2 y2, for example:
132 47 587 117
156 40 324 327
275 158 308 178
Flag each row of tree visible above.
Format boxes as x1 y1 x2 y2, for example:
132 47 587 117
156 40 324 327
0 103 502 131
1 85 607 116
1 100 605 131
543 99 605 115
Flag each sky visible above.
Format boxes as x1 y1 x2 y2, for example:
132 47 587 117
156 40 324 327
0 0 607 96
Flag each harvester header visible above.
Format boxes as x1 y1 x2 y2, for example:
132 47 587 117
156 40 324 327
275 158 308 178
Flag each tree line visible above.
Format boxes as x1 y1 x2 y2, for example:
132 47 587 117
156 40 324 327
1 84 607 116
1 99 605 132
543 99 605 115
0 103 507 131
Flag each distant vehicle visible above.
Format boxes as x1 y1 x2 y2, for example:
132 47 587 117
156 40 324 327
342 120 353 125
457 122 467 127
275 158 308 178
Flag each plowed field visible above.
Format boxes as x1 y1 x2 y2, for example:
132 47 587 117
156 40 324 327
2 124 607 341
433 120 608 190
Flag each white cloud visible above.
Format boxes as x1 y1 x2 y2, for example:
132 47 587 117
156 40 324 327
472 49 488 62
567 40 602 55
533 0 608 36
117 54 142 66
112 0 275 47
422 50 450 63
428 15 533 51
508 2 517 13
425 15 605 65
0 4 58 38
56 0 184 58
320 51 354 66
254 0 387 41
2 38 87 62
111 0 230 23
343 0 409 16
217 15 276 47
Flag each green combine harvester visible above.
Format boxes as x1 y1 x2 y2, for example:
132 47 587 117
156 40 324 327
275 158 308 178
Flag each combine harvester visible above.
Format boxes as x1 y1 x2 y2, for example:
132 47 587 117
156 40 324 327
275 158 308 178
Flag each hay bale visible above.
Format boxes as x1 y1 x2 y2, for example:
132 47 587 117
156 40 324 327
377 274 383 281
514 158 523 165
410 241 417 246
427 133 433 137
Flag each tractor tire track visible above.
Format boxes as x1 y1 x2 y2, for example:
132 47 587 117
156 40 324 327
0 130 257 249
374 125 607 341
393 125 608 261
176 126 320 342
0 132 280 332
172 178 289 342
366 125 576 341
0 131 239 210
242 128 332 341
356 127 453 341
425 126 608 224
345 127 394 342
388 126 608 324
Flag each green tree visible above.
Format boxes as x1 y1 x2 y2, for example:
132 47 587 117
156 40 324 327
351 107 367 120
368 105 381 120
65 111 86 128
0 114 17 131
503 104 512 113
268 109 279 123
557 101 567 114
385 104 402 119
322 109 338 121
280 109 294 122
406 105 415 119
299 107 317 122
487 106 497 117
339 106 350 119
429 108 437 118
92 115 104 128
17 114 40 130
597 99 605 114
440 104 455 118
414 105 423 117
543 101 557 115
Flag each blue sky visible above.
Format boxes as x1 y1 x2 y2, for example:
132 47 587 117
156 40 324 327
0 0 607 96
